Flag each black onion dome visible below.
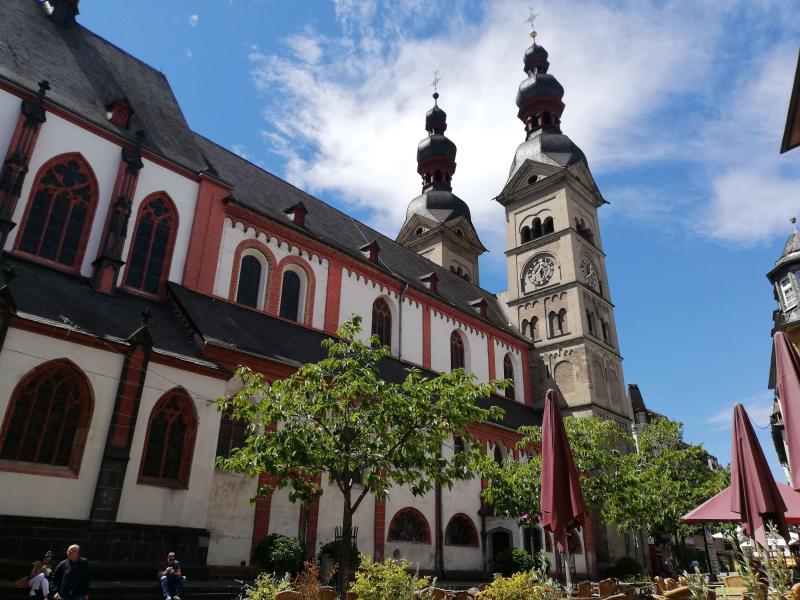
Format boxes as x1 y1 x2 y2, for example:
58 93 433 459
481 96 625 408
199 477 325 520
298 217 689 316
516 72 564 109
417 134 457 163
508 129 586 178
426 96 447 134
524 43 549 74
405 190 472 224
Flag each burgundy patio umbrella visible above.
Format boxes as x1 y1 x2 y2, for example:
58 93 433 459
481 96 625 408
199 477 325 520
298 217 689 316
682 483 800 525
540 388 585 590
775 331 800 491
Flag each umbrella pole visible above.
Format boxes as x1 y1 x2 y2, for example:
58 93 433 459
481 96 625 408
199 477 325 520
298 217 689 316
564 549 573 595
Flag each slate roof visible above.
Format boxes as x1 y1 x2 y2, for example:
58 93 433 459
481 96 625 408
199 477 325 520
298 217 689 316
170 283 542 430
0 0 206 172
194 135 522 339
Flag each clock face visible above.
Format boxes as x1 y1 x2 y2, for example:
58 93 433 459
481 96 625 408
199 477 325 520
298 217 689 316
525 255 555 287
581 257 599 290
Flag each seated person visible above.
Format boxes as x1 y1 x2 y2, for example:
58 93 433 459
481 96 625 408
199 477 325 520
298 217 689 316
158 552 185 600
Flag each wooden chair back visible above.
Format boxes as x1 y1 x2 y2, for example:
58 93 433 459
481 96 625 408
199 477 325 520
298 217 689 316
317 587 337 600
576 580 592 597
723 575 745 588
274 592 301 600
664 578 678 591
654 576 666 593
599 578 619 598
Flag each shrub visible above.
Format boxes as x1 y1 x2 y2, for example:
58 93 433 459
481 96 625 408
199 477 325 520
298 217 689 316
293 562 322 599
253 533 304 577
494 549 536 576
245 573 291 600
480 571 562 600
612 556 643 578
349 556 429 600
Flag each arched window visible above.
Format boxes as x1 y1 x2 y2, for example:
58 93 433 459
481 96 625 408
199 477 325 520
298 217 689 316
493 445 504 465
548 311 558 337
521 319 529 338
17 154 98 270
521 226 531 243
453 436 465 455
236 255 262 308
531 316 539 341
445 514 479 546
139 388 197 487
125 194 177 295
0 359 93 474
586 309 595 335
450 330 465 370
532 218 543 239
279 270 302 322
524 527 544 556
503 354 515 400
558 308 568 334
215 409 247 461
542 217 554 235
388 508 431 543
601 320 610 343
371 298 392 348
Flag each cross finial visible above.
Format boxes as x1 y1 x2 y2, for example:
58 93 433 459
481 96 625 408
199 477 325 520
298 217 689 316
792 217 797 232
525 6 540 41
430 70 442 94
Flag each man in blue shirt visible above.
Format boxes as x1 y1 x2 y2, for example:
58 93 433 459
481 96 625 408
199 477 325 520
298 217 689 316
52 545 89 600
158 552 185 600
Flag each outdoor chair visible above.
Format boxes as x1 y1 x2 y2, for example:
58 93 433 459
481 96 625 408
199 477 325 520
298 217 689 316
723 576 746 588
274 592 301 600
599 578 619 598
664 578 679 590
655 577 667 594
663 586 692 600
317 587 336 600
450 592 469 600
576 580 593 597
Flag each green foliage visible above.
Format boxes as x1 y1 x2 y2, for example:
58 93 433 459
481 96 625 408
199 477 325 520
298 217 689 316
494 549 536 576
217 316 505 595
737 551 764 600
317 539 359 568
764 525 792 600
252 534 303 577
611 556 644 579
683 567 711 600
479 565 562 600
348 556 429 600
245 573 291 600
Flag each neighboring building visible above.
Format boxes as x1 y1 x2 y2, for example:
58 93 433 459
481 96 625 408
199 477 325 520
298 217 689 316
781 47 800 154
0 0 632 579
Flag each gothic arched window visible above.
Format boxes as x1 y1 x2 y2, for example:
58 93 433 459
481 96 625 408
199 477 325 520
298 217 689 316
532 218 543 239
387 508 431 543
236 255 262 308
531 316 539 341
371 298 392 348
494 445 504 465
445 514 479 546
0 359 93 474
139 388 197 487
279 270 302 322
521 319 529 338
503 354 515 400
450 330 465 371
17 153 98 270
548 311 558 337
543 217 554 235
125 194 177 295
215 409 247 461
521 226 531 243
558 308 568 334
586 309 595 335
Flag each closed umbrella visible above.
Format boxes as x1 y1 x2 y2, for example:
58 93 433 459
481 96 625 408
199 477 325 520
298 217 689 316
729 403 789 548
775 332 800 490
540 388 585 592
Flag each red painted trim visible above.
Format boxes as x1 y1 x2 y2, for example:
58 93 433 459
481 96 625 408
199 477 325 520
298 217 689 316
137 387 198 489
122 192 179 298
373 497 386 562
323 257 342 334
487 335 496 381
0 358 94 477
202 344 297 380
13 152 100 274
251 473 278 556
271 255 316 327
582 513 598 579
387 507 432 544
228 239 278 311
110 345 147 448
467 422 522 451
422 305 431 369
303 474 322 559
183 177 231 294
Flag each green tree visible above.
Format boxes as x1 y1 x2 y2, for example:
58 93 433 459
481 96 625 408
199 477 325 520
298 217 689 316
216 317 504 596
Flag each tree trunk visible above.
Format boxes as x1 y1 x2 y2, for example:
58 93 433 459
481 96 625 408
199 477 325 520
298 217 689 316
340 497 354 598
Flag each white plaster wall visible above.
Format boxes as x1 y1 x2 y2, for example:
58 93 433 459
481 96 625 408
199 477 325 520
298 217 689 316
429 312 489 382
116 157 200 286
441 453 484 572
0 89 21 171
314 474 375 560
268 487 301 539
116 363 226 529
6 112 120 268
399 297 423 366
205 471 259 566
493 340 524 400
0 328 123 519
384 484 436 570
214 218 329 329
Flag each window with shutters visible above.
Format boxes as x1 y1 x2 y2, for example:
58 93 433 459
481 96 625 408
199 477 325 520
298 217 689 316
17 153 98 271
0 359 93 475
780 275 798 310
139 388 197 488
371 298 392 348
124 194 177 295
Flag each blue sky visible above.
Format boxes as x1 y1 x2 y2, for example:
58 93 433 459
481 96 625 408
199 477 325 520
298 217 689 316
79 0 800 474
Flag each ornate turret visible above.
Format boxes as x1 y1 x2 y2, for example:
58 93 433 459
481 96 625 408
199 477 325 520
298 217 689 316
508 32 586 181
768 218 800 326
396 91 485 284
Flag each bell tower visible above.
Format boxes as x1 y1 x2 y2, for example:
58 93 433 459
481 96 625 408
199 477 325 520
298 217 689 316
497 32 632 424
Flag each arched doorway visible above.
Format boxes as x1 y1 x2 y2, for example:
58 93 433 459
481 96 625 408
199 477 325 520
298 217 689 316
489 528 512 570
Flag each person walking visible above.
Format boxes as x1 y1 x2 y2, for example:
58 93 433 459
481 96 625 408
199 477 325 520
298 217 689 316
158 552 185 600
52 545 89 600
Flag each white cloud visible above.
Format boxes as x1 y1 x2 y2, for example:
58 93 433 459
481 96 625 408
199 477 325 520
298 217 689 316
189 14 199 27
285 32 323 65
706 390 774 431
185 47 194 59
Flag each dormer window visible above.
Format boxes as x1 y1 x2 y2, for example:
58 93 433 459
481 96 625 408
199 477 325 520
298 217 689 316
469 297 488 317
419 272 438 293
780 275 798 310
359 240 380 264
283 201 308 228
106 98 133 129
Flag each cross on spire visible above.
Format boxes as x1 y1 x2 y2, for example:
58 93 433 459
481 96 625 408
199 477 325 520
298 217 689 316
525 6 540 41
430 70 442 93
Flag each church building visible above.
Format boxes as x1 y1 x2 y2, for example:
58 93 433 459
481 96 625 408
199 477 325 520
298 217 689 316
0 0 633 579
